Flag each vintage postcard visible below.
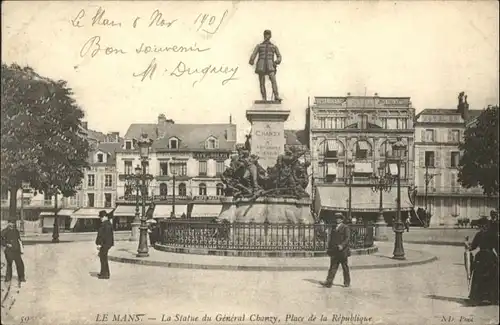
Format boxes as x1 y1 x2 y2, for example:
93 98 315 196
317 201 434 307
1 1 499 325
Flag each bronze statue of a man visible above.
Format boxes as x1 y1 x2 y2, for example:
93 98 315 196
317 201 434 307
249 30 282 102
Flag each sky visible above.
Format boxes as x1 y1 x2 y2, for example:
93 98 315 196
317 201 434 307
2 1 499 142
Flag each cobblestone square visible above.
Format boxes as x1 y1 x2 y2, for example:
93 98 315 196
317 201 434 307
1 242 498 325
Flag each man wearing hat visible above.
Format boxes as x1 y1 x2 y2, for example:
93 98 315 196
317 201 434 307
249 29 282 102
95 210 114 279
1 220 26 283
321 212 351 288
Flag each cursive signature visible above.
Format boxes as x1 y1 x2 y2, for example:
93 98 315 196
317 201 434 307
132 58 239 86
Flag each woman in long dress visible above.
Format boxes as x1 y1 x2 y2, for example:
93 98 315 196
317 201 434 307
466 217 499 305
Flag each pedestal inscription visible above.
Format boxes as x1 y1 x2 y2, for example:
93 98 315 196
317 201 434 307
251 121 285 169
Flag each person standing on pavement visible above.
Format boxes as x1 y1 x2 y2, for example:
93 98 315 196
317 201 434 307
95 210 114 280
1 220 26 283
321 212 351 288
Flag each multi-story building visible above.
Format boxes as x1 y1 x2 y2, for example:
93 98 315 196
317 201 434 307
414 107 497 226
114 114 237 220
307 94 415 223
1 124 122 233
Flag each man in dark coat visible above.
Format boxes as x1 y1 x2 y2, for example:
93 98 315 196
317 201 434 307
1 221 26 283
321 212 351 288
95 211 114 279
249 29 282 101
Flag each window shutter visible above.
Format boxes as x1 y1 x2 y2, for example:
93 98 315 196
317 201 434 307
419 150 425 168
435 150 441 168
446 152 451 168
447 130 452 142
421 130 425 142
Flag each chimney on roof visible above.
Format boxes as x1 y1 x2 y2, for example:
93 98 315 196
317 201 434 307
158 114 166 125
374 93 379 96
457 92 470 121
108 132 119 142
229 114 232 124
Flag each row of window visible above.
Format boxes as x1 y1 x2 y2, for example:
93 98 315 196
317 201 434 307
316 117 408 130
125 161 226 177
87 174 113 188
424 151 460 168
422 129 461 143
316 162 408 180
123 137 220 150
124 182 225 197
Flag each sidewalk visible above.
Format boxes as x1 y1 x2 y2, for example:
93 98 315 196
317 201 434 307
109 241 437 271
379 227 476 246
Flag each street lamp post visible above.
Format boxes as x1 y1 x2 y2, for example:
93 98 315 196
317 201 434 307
172 170 176 218
423 164 435 228
369 164 394 240
344 161 355 222
390 139 407 260
125 165 142 241
136 133 153 258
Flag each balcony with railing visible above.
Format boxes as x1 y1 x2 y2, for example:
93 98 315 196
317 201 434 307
415 186 488 196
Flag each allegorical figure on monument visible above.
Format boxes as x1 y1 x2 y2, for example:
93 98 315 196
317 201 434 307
249 29 282 102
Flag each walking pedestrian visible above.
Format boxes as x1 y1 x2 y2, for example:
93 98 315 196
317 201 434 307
465 216 499 305
95 211 114 280
405 216 411 232
321 212 351 288
1 220 26 283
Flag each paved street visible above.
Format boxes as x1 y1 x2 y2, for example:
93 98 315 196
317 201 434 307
2 241 498 325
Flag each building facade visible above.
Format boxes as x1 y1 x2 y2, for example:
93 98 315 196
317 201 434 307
307 95 415 223
414 108 498 226
114 114 237 219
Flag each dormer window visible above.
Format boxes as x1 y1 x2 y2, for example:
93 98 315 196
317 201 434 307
97 153 104 163
169 137 179 149
125 141 132 150
206 136 219 149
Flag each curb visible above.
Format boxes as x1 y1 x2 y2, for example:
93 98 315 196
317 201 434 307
108 250 438 272
377 239 464 247
154 245 379 257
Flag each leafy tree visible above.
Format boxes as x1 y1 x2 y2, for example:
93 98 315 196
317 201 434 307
458 105 499 197
1 63 90 221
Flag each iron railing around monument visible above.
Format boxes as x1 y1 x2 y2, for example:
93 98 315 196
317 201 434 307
158 220 374 251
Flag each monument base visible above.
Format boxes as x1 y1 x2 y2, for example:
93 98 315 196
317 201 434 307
218 197 314 224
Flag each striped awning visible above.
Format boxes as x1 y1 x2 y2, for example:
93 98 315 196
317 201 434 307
113 205 137 217
154 204 188 218
327 140 338 151
357 141 370 151
354 162 372 174
70 208 113 219
326 162 337 176
190 204 222 218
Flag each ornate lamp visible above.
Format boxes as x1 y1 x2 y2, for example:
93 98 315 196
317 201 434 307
390 138 407 260
370 163 393 227
344 160 355 221
136 133 153 258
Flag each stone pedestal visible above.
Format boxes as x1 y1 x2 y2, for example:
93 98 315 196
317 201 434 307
374 221 389 241
246 100 290 170
129 222 140 241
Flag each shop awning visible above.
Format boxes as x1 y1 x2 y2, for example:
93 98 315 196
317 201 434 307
314 186 412 213
70 208 113 219
388 163 399 175
113 205 138 217
154 204 188 218
40 212 55 217
58 209 76 216
354 162 373 174
327 140 338 151
326 162 337 176
190 204 222 218
357 142 370 151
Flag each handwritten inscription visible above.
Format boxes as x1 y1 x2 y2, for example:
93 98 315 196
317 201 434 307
70 6 236 87
132 58 238 86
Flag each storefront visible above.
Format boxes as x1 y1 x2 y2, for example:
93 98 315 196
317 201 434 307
189 204 223 220
314 186 412 224
112 205 137 230
70 208 114 232
154 204 188 218
40 209 75 233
